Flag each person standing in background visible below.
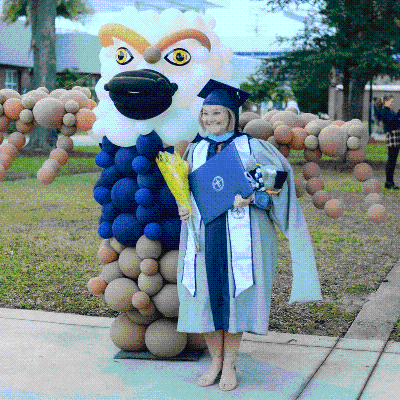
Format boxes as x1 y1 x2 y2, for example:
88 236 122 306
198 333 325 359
375 95 400 189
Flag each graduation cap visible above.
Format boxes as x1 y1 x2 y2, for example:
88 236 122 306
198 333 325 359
198 79 250 115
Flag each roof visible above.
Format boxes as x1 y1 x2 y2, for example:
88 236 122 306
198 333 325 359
0 20 101 74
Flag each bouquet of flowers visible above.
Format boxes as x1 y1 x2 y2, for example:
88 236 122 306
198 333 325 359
156 151 200 251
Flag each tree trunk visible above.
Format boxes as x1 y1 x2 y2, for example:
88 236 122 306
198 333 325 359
25 0 58 152
348 76 368 120
341 66 350 121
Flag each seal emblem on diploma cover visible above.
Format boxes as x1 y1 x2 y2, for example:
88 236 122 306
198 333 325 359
212 176 224 192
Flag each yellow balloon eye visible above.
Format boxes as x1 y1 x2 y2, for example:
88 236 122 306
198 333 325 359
116 47 133 65
164 48 191 66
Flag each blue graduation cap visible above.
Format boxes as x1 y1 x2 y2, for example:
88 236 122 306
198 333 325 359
198 80 250 131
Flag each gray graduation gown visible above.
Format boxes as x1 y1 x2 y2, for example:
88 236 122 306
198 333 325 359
177 137 322 334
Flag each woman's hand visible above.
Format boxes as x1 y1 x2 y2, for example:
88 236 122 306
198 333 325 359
233 193 254 208
178 206 190 221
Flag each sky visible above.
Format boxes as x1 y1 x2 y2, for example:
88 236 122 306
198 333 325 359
0 0 308 52
53 0 307 52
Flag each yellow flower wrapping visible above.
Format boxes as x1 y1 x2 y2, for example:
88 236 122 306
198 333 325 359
156 151 192 214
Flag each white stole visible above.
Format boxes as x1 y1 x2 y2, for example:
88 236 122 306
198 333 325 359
181 135 254 297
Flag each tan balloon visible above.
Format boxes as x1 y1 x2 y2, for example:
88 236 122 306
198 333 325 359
367 204 387 224
364 192 383 206
290 127 308 150
110 237 125 253
306 177 325 195
243 118 274 140
145 319 187 358
99 261 125 283
303 162 321 180
37 168 56 185
126 308 161 325
87 276 107 295
353 163 374 182
159 250 179 283
347 149 366 163
138 272 164 296
304 135 319 150
238 111 260 129
104 277 139 312
274 124 293 144
304 148 322 162
363 178 381 195
312 190 332 210
118 247 141 279
110 313 147 351
152 284 179 318
3 98 24 120
33 97 66 129
136 235 162 259
139 258 159 276
56 136 74 152
318 125 347 158
49 148 69 165
131 291 151 309
324 199 344 219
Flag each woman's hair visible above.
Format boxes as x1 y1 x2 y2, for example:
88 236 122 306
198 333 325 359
376 94 393 108
199 105 236 133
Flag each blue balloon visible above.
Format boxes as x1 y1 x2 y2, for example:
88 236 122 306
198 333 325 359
132 155 152 174
95 151 114 168
111 177 139 213
144 222 162 240
93 186 111 205
136 203 162 225
136 131 164 159
160 216 181 250
157 184 178 215
100 165 123 189
98 221 113 239
134 187 154 207
137 168 164 190
101 202 120 221
114 147 139 177
101 136 120 156
112 213 144 246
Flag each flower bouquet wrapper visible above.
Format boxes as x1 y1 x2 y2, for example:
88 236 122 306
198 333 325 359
156 151 200 252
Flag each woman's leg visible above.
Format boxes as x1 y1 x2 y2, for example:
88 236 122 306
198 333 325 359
197 330 224 386
219 331 243 391
385 146 400 185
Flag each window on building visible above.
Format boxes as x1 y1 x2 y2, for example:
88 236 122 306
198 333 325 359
5 69 19 91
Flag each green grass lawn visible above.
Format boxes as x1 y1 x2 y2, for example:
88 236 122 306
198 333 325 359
0 141 399 337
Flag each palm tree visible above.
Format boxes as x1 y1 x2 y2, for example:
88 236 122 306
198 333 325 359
1 0 93 151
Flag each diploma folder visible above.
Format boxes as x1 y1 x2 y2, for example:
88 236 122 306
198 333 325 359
189 142 253 225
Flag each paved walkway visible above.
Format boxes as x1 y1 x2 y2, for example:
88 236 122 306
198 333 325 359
1 307 399 399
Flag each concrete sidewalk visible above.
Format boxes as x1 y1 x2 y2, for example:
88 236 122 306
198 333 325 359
1 308 399 399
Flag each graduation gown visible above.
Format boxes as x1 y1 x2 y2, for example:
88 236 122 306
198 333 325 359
177 135 322 334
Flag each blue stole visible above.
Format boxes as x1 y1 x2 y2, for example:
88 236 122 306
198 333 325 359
203 132 244 331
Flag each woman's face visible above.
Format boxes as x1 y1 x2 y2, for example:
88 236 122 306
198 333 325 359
384 98 393 107
201 105 230 136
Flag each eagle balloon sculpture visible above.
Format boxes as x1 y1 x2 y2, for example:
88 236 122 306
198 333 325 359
0 6 383 358
88 7 237 357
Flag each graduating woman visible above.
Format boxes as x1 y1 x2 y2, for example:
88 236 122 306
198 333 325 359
177 80 321 391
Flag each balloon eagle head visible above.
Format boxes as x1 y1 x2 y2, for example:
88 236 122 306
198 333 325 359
92 7 236 148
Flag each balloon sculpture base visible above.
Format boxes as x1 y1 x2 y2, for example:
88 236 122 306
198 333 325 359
114 349 205 361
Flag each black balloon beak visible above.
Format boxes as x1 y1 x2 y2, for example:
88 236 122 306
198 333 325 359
104 69 178 120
